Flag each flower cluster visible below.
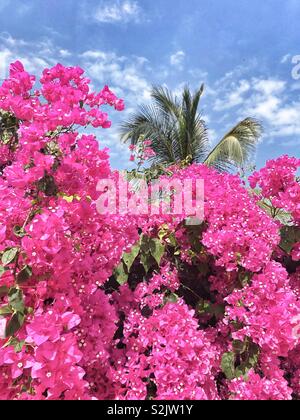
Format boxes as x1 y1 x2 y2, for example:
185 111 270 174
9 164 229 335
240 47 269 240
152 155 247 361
249 155 300 224
129 138 156 165
0 62 299 400
225 261 299 356
112 300 219 400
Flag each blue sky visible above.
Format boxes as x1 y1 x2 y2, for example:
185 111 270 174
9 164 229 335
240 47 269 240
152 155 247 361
0 0 299 169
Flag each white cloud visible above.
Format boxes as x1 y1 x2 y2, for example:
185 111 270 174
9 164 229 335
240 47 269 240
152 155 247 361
59 49 72 58
172 82 186 98
170 51 185 69
81 49 151 102
253 79 286 96
188 68 208 81
0 34 62 79
93 0 141 24
214 80 250 111
281 138 300 147
281 54 291 64
241 79 286 122
208 65 300 147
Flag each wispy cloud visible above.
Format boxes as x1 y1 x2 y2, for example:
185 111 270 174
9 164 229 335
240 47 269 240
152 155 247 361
210 69 300 144
81 49 151 102
281 54 292 64
170 50 185 70
0 34 54 79
92 0 142 24
214 80 250 111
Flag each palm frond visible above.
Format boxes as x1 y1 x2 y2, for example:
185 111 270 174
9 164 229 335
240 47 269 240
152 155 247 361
120 84 261 172
120 103 177 164
173 84 208 162
151 85 181 119
203 118 263 171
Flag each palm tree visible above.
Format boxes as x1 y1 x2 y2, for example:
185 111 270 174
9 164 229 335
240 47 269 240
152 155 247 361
120 85 262 171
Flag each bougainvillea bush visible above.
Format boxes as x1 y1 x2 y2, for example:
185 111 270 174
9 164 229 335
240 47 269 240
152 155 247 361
0 61 299 400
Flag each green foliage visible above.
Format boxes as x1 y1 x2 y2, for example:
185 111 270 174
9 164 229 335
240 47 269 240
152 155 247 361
36 172 58 196
0 306 13 316
221 339 260 380
122 245 140 272
163 292 179 305
114 262 129 286
0 288 27 339
13 225 27 238
0 266 7 278
8 288 25 313
221 352 236 380
43 140 62 158
3 337 26 353
0 110 19 150
5 312 25 338
1 247 19 266
121 85 262 171
280 226 300 253
17 265 33 284
149 238 165 265
196 299 225 318
257 197 293 225
114 235 166 285
204 118 262 171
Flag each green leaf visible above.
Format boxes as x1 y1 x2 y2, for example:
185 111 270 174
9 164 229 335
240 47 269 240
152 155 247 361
1 247 19 266
221 352 236 380
25 307 34 316
37 173 58 197
13 225 26 238
280 226 300 254
196 299 211 315
186 223 204 253
232 340 247 354
149 238 165 266
5 312 25 338
2 337 25 352
8 288 25 314
140 235 151 253
122 245 140 272
230 340 260 379
14 339 25 353
140 253 154 274
158 225 169 241
196 299 225 318
0 305 13 316
62 195 74 203
0 266 7 278
238 273 251 288
210 303 226 317
247 342 260 368
114 262 129 285
163 293 178 305
17 265 32 284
